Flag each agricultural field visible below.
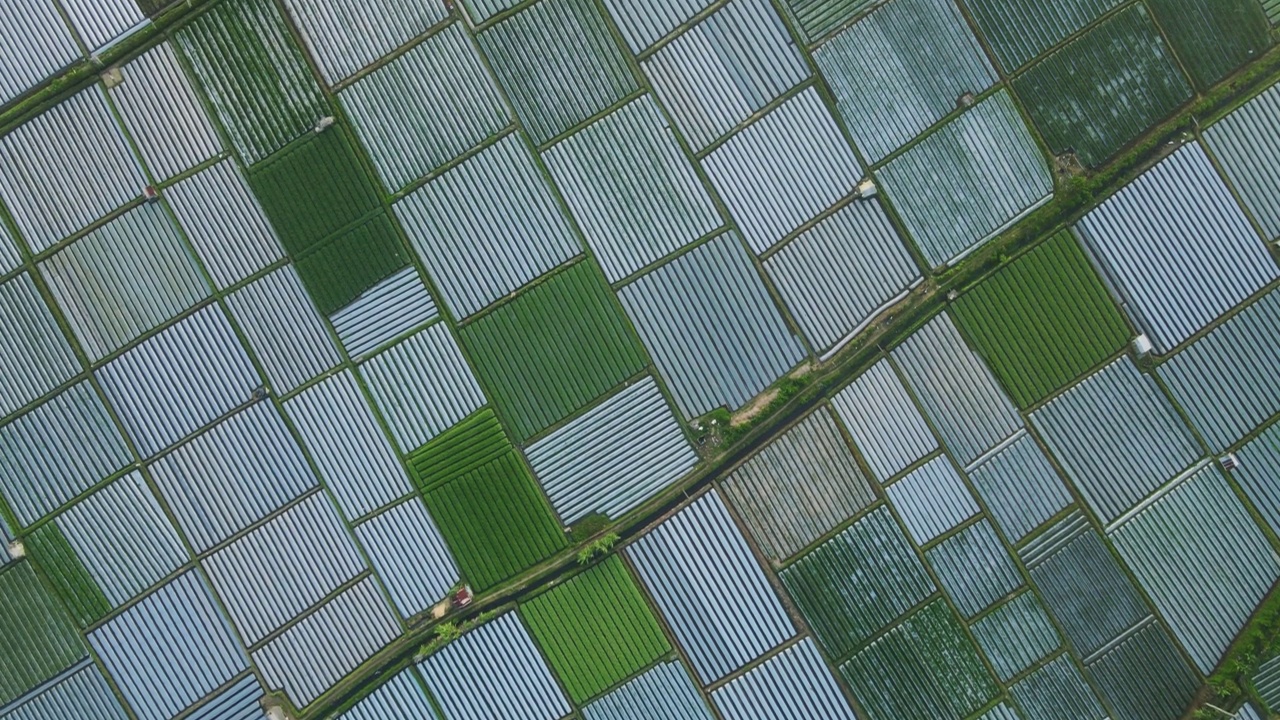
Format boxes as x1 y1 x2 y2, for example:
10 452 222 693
2 0 1280 718
1011 4 1192 167
519 556 670 703
951 230 1131 408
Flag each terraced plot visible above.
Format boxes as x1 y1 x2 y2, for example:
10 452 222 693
951 230 1130 408
520 556 670 703
1012 4 1192 166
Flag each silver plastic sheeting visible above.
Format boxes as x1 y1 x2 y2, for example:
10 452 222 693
165 160 285 290
1076 143 1279 352
1012 654 1108 720
643 0 808 152
281 0 448 84
626 491 796 684
0 223 20 275
712 639 858 720
284 371 412 520
184 674 267 720
395 134 580 319
0 0 80 106
477 0 638 145
970 592 1061 681
149 402 317 554
814 0 995 162
1109 463 1280 673
1236 423 1280 534
418 612 570 720
967 432 1072 544
885 455 979 545
582 661 712 720
96 305 260 457
703 88 862 254
226 265 340 393
204 492 365 646
0 87 144 252
526 376 697 523
457 0 522 24
1158 289 1280 451
925 520 1021 617
765 199 920 352
88 571 248 720
0 272 79 419
1205 80 1280 239
891 312 1022 467
339 669 439 720
330 267 439 359
0 661 126 720
721 407 875 560
830 359 937 482
1084 619 1199 720
975 704 1022 720
58 0 144 51
253 577 401 709
878 90 1051 267
545 95 720 282
40 203 210 360
360 323 486 453
109 42 222 182
1030 357 1201 527
619 233 805 418
51 472 187 607
0 382 129 526
1019 511 1151 658
600 0 713 53
340 23 508 193
354 499 458 619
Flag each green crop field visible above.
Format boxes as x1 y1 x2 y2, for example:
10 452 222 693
1146 0 1273 90
248 128 382 257
519 556 670 703
1012 4 1192 167
460 261 646 441
175 0 328 164
963 0 1123 72
840 600 998 720
951 230 1130 408
25 523 110 627
416 411 566 591
779 507 935 660
408 409 511 494
294 213 408 314
0 563 86 706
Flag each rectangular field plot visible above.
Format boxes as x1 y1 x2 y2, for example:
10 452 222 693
0 563 86 706
1146 0 1272 90
462 262 645 441
582 660 713 720
878 90 1051 267
840 600 998 720
963 0 1124 71
520 556 670 703
1206 80 1280 240
951 230 1130 408
1012 4 1192 167
712 639 858 720
412 410 567 591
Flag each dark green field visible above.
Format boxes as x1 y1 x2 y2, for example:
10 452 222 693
951 230 1130 408
1146 0 1272 90
294 213 408 314
1012 4 1192 166
520 556 670 702
0 563 86 705
461 262 646 441
25 523 110 627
